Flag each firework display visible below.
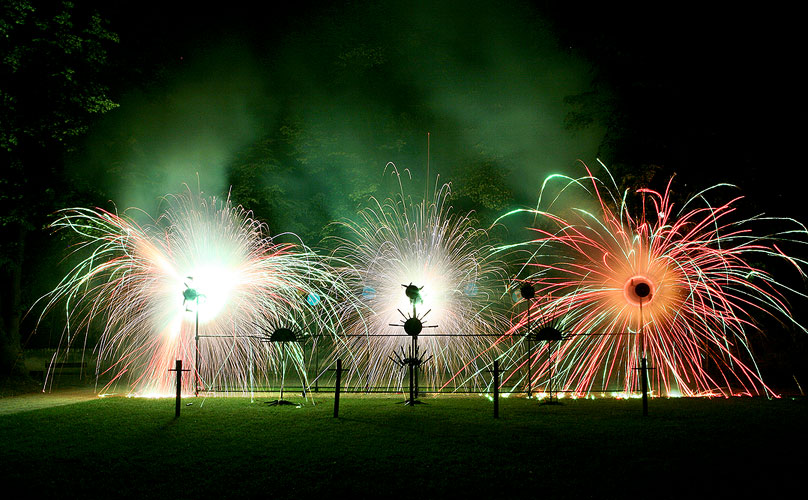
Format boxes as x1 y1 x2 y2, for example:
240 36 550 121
329 168 509 391
36 161 807 401
496 163 807 397
38 190 352 396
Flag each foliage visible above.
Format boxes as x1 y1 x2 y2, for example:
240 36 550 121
452 157 514 216
1 0 119 233
537 3 800 218
1 0 118 155
0 0 118 374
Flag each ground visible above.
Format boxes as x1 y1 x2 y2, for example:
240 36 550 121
1 382 805 498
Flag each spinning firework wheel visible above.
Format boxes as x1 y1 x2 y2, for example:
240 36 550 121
40 192 355 397
626 276 653 415
182 277 205 397
389 283 436 405
259 326 305 407
530 319 565 404
520 283 536 398
522 283 567 403
499 165 808 398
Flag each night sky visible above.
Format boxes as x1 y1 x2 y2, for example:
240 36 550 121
64 1 803 232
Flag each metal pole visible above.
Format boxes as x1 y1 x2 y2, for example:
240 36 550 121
175 359 182 418
408 351 415 404
314 336 319 393
279 342 286 402
413 335 419 399
333 359 342 418
641 357 649 416
365 335 371 393
194 297 199 397
494 360 500 419
169 359 188 418
526 298 532 398
548 341 554 402
410 301 417 404
640 298 648 416
249 340 254 402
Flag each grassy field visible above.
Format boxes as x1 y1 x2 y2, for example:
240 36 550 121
1 392 805 498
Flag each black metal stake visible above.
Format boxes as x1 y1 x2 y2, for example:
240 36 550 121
260 326 304 406
408 350 415 404
526 303 532 398
520 283 535 399
641 356 649 416
548 341 554 402
389 283 434 406
169 359 189 418
181 280 204 398
194 297 199 397
413 336 419 399
333 359 342 418
634 289 653 416
280 341 286 402
493 360 500 419
411 336 418 403
640 295 648 416
314 337 319 393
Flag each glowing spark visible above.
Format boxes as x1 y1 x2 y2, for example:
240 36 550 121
37 189 353 396
497 162 808 397
330 166 509 391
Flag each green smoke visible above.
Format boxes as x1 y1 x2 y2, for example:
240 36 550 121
68 0 603 242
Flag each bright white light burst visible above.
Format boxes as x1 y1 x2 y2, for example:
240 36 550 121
38 189 354 396
330 170 509 391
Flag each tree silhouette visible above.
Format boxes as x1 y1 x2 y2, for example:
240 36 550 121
1 0 118 375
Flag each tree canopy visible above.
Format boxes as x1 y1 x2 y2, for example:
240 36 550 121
0 0 118 374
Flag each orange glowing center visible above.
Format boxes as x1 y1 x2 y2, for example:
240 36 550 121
623 275 655 307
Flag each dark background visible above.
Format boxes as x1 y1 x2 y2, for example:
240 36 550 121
2 1 805 388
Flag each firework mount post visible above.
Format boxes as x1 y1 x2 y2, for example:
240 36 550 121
522 283 564 404
182 277 204 397
533 324 563 405
631 280 654 416
168 359 190 418
389 283 436 405
520 283 535 398
333 358 343 418
262 326 304 407
493 360 500 418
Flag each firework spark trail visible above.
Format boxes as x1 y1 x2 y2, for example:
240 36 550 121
37 190 354 396
329 166 510 391
495 162 808 397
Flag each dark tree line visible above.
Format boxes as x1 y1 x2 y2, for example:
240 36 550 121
535 2 803 212
1 0 118 375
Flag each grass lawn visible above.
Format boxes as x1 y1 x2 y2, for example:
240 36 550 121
1 392 805 498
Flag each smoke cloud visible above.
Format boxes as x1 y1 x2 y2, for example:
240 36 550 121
69 0 603 238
